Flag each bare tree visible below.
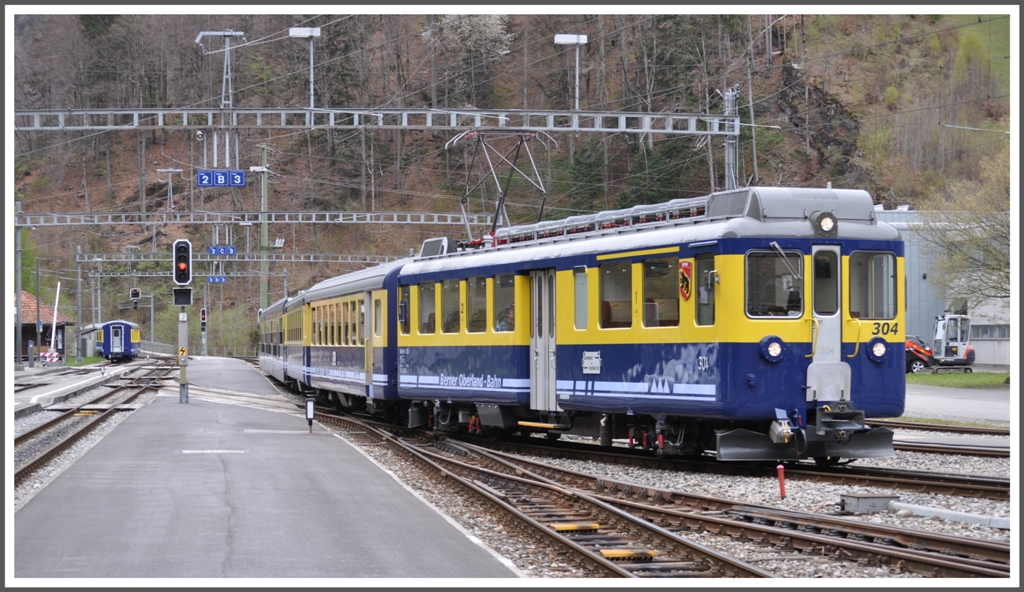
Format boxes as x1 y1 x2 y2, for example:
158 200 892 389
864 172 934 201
915 143 1010 302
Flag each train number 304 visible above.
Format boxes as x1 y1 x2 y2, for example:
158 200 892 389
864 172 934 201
871 322 899 336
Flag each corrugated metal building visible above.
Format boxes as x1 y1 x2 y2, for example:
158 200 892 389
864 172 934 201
876 207 1010 365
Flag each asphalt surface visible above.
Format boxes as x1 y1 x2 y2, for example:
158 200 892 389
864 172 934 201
13 357 522 580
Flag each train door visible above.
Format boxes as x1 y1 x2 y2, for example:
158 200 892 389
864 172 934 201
363 293 374 398
111 325 124 355
806 245 850 402
529 269 560 413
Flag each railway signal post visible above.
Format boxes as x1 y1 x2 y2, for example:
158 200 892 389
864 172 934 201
200 307 207 356
172 241 193 403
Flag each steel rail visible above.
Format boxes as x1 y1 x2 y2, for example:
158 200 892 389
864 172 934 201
458 442 1009 577
317 412 771 578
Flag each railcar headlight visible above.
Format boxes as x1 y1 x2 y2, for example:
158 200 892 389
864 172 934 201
809 211 838 237
866 337 889 363
759 336 786 363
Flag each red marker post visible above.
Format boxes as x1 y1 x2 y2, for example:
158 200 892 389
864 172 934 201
777 464 786 499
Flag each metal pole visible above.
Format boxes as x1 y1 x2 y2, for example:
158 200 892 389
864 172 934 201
76 246 82 364
309 37 315 110
150 295 154 342
574 44 580 111
258 144 269 309
179 305 189 403
15 206 23 369
35 259 41 364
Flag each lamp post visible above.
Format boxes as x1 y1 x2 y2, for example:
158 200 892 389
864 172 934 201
554 34 588 111
289 27 321 111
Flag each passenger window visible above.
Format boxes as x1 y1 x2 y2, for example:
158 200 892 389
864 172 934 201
343 302 350 345
600 261 632 328
696 253 715 326
441 278 461 334
399 286 410 335
357 298 365 345
573 267 588 330
375 299 383 337
746 251 803 318
493 274 516 332
643 257 679 327
331 304 337 345
419 282 436 334
848 251 896 320
467 277 487 333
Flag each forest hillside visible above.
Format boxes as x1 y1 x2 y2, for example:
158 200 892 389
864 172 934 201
11 13 1012 351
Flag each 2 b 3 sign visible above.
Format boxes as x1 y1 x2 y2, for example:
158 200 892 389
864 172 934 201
197 170 247 187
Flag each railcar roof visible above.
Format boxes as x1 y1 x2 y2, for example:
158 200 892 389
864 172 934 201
400 186 897 278
103 319 140 329
291 257 412 305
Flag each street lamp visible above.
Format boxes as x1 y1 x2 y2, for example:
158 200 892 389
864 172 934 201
289 27 321 110
554 34 588 111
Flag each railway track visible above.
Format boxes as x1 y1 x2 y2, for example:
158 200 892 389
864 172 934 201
463 435 1010 501
14 364 175 487
316 411 774 578
320 411 1008 578
893 441 1008 458
455 442 1009 578
868 419 1010 437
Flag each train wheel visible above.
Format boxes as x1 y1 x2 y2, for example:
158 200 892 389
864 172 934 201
546 432 562 441
964 367 973 373
813 456 840 467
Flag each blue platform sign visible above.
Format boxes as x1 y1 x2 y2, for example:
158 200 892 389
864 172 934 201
208 245 237 256
197 170 247 187
208 276 227 284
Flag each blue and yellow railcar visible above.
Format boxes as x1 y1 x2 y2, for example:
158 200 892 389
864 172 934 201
97 320 141 362
258 295 289 384
260 186 905 462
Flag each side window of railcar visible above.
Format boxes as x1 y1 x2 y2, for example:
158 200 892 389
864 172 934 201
573 267 588 330
334 304 342 345
330 304 336 346
746 251 803 317
441 279 461 334
375 299 382 337
493 274 516 332
419 282 436 334
695 253 715 326
848 252 896 319
600 261 632 329
343 302 350 345
643 257 679 327
467 277 487 333
399 286 411 335
357 298 365 345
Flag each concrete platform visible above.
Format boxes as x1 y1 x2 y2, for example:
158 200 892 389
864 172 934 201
14 393 522 579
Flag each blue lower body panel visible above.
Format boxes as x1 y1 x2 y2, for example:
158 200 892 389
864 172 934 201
556 341 904 420
307 346 399 401
398 345 530 405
